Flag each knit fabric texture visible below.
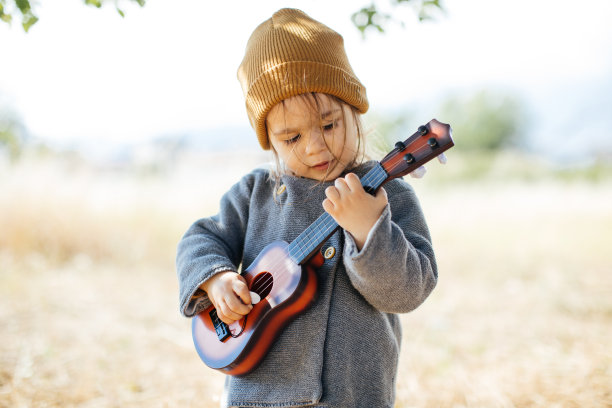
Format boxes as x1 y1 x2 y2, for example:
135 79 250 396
176 162 438 407
237 8 369 150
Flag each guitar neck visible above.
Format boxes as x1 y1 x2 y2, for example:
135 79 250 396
287 163 389 265
286 118 454 265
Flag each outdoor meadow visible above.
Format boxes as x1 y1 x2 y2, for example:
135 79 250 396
1 146 610 407
1 1 611 406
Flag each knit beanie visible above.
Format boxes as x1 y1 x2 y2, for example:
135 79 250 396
237 8 369 150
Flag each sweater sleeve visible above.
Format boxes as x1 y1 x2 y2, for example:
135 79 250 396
342 180 437 313
176 172 257 317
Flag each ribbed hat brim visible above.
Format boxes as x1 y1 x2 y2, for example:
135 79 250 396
245 61 368 149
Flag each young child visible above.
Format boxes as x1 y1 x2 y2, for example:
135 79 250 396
176 8 437 408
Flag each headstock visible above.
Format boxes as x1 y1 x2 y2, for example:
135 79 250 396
380 119 453 180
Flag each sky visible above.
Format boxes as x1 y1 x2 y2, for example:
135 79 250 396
1 0 611 160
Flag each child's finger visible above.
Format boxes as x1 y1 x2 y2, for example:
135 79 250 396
225 293 252 317
229 293 252 317
344 173 362 191
233 277 254 307
325 186 340 202
375 186 388 204
322 197 334 213
333 177 350 194
217 299 245 324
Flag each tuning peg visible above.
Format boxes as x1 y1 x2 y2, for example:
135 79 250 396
437 153 448 164
403 153 415 164
409 165 427 179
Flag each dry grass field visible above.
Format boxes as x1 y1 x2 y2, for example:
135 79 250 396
0 153 610 407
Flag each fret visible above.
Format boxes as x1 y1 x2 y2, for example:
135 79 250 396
287 163 388 265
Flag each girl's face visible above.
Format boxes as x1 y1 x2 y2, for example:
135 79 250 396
266 93 359 181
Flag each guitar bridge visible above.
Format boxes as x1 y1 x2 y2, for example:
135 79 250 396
209 309 230 341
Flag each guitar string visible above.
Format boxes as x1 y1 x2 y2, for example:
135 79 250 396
246 142 437 300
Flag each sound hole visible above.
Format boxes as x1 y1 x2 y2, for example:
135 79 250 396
251 272 273 299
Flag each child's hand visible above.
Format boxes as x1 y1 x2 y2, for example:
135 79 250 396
323 173 388 251
200 271 253 324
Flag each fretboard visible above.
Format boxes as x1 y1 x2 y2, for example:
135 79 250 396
287 163 389 265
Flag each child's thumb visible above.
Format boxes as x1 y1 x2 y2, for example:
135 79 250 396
375 187 388 204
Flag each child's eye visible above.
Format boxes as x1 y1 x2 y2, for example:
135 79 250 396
285 134 301 144
322 121 336 131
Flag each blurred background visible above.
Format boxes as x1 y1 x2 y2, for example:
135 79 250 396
1 0 611 407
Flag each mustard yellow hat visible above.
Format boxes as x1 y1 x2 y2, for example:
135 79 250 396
237 8 369 150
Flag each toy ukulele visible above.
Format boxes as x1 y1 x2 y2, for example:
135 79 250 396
192 119 453 376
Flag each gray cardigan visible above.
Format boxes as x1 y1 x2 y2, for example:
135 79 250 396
176 161 437 408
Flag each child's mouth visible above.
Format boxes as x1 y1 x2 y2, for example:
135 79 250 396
312 161 332 171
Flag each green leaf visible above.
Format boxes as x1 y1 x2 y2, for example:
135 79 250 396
135 0 146 7
117 7 125 17
15 0 31 13
351 5 391 37
22 12 37 32
0 2 11 24
85 0 103 8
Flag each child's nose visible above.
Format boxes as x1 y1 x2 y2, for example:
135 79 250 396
304 129 326 155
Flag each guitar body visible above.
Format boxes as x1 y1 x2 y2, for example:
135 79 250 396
192 240 318 376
